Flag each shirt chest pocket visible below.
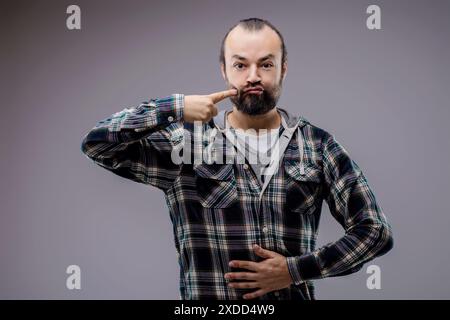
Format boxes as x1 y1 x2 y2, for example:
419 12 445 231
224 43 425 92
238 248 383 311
193 164 239 208
284 160 323 215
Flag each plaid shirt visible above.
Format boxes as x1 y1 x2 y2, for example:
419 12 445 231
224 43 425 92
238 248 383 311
80 94 393 300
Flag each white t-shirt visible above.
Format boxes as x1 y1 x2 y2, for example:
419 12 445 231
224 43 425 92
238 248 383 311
234 128 280 156
225 110 285 185
234 127 282 185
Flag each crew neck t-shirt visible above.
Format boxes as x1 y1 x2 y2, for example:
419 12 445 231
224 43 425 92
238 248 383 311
226 112 284 186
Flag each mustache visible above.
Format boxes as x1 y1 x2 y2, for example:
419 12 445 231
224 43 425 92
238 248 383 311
244 86 264 93
231 86 265 96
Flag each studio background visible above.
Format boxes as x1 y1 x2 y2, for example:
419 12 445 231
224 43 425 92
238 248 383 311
1 0 449 299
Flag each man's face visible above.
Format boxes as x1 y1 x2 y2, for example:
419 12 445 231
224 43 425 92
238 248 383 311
221 25 287 115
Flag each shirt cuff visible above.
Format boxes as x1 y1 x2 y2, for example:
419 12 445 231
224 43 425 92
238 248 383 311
286 253 323 285
154 93 184 125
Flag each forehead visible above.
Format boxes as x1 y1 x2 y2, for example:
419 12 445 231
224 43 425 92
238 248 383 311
224 25 282 61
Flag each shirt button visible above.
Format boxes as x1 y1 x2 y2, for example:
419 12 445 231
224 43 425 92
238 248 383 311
262 226 268 234
167 116 174 122
274 291 280 297
243 164 249 170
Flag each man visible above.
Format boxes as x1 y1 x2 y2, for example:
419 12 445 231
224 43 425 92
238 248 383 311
81 18 393 300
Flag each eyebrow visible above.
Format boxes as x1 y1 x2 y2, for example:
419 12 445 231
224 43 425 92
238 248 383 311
231 54 276 62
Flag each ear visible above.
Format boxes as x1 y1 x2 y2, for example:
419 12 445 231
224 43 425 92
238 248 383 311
282 62 288 81
220 63 226 81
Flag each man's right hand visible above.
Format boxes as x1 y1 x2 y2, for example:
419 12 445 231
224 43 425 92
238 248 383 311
183 89 237 123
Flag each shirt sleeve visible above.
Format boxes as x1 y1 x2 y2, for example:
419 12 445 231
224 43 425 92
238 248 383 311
80 94 184 191
286 131 394 284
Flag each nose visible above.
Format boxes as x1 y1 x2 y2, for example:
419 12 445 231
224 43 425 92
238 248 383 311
246 65 261 84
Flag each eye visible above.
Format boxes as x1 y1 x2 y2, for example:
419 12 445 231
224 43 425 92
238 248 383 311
233 63 246 70
262 63 274 69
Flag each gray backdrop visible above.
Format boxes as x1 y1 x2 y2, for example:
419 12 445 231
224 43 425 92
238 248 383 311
1 0 449 299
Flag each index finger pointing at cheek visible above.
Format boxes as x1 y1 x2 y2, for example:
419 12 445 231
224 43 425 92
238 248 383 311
209 89 238 104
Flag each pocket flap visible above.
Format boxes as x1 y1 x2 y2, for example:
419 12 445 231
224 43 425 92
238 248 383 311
193 163 234 180
284 160 322 183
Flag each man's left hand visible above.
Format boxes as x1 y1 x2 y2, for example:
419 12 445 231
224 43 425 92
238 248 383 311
224 244 294 299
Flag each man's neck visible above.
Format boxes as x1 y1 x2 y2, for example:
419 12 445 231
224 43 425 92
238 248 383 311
227 107 281 133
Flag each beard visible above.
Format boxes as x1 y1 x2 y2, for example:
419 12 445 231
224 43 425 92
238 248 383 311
228 78 283 116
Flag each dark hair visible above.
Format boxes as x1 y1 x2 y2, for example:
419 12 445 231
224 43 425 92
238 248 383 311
219 18 287 68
